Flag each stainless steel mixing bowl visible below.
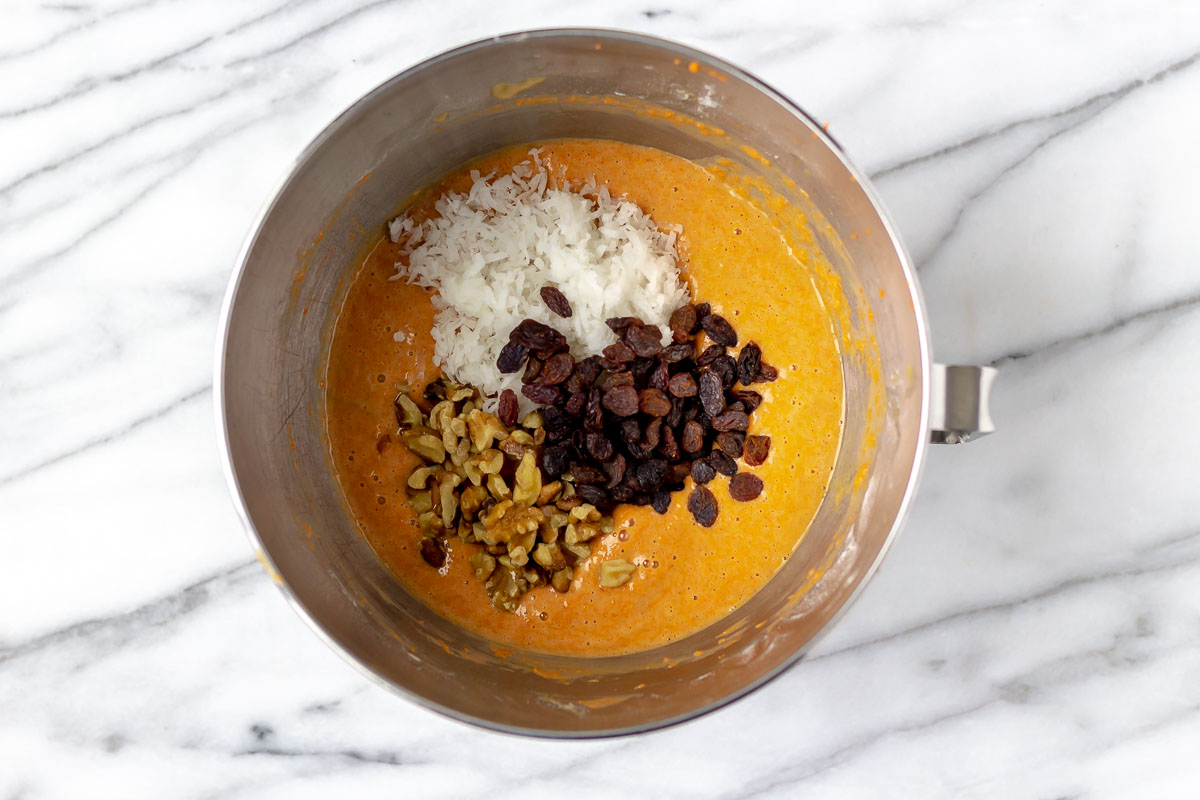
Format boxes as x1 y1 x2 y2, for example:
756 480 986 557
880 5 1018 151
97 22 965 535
216 29 993 737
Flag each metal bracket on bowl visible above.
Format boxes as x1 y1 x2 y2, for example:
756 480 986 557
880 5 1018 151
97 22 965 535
929 363 996 444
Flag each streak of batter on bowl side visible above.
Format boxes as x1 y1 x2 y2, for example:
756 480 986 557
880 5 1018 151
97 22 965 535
323 139 846 658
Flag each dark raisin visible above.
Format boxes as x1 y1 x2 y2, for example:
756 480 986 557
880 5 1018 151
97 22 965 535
624 324 663 357
661 342 693 363
521 383 562 406
665 397 684 429
695 302 711 318
565 390 586 416
639 387 672 417
687 485 719 527
629 357 656 382
420 538 446 568
643 418 662 449
497 389 519 428
564 369 587 394
537 352 575 385
712 408 750 432
712 355 738 389
708 450 738 477
691 459 716 484
668 304 699 339
628 493 652 506
575 483 613 511
605 316 643 336
716 431 745 458
668 462 692 485
569 462 607 484
729 472 764 502
602 385 639 416
668 372 698 397
611 484 635 502
700 313 737 347
620 418 641 445
603 453 627 488
697 344 726 366
577 356 604 385
541 445 571 478
540 286 572 317
635 459 669 491
510 318 567 353
626 441 653 461
586 432 614 462
651 490 671 514
754 362 779 383
596 370 634 391
681 420 705 453
659 425 680 461
737 342 762 385
541 405 572 434
496 340 529 374
602 341 636 368
731 390 763 412
585 388 605 431
698 370 725 417
648 360 670 393
522 356 543 383
743 435 771 466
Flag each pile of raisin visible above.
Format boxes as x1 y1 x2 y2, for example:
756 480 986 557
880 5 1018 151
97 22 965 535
496 295 775 527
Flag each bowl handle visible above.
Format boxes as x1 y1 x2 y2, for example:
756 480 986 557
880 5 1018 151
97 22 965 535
929 364 996 444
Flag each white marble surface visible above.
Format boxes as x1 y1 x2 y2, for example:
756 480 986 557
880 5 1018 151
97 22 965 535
3 1 1200 797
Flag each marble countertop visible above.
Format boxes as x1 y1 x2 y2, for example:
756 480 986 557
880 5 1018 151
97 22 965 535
4 2 1200 797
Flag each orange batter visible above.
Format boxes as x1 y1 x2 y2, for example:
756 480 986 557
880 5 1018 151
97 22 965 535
324 140 843 657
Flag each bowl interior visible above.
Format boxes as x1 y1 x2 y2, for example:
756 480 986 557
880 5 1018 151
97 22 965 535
219 30 927 736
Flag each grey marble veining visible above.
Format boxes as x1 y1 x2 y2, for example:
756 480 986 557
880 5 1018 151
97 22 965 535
3 2 1200 797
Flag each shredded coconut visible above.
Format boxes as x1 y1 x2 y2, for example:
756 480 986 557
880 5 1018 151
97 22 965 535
390 150 690 411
